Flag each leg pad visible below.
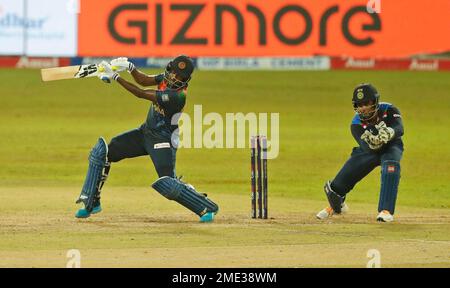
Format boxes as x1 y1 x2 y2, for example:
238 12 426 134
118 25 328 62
152 176 219 216
378 160 400 214
324 180 344 214
76 137 109 212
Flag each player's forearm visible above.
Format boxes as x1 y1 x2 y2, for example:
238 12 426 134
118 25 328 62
130 69 157 86
351 124 371 152
390 118 404 138
116 77 157 102
357 138 371 152
387 107 404 139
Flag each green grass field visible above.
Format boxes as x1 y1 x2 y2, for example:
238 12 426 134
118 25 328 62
0 69 449 267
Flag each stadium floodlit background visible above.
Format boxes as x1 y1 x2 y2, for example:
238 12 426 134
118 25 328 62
0 0 449 268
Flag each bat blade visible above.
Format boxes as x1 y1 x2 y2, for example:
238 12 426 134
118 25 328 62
41 64 100 82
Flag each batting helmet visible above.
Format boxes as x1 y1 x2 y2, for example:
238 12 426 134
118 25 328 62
164 55 194 89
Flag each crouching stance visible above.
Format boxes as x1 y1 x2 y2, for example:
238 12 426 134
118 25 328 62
75 55 219 222
317 83 404 222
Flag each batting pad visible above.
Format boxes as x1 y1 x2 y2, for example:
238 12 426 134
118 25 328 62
324 180 344 214
378 160 401 214
76 137 108 212
152 176 219 216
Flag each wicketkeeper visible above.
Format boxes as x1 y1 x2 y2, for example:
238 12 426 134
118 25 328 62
74 55 219 222
317 83 404 222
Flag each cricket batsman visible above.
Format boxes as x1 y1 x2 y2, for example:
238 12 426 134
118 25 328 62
317 83 404 222
74 55 219 222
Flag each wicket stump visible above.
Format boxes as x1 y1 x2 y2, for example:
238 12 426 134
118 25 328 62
251 135 268 219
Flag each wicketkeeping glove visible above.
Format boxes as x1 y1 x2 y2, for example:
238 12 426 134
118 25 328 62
110 57 135 73
376 121 395 144
361 130 384 150
97 61 120 84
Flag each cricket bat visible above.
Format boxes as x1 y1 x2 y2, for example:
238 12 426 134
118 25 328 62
41 64 107 82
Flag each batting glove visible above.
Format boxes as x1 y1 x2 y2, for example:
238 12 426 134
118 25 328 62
97 61 120 84
110 57 135 73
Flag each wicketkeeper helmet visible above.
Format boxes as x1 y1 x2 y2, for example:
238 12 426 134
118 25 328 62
352 83 380 121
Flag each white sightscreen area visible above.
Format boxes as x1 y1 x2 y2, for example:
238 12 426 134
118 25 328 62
0 0 78 56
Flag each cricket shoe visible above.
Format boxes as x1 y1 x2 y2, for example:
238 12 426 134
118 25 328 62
199 211 216 223
376 210 394 222
75 200 102 218
316 202 349 220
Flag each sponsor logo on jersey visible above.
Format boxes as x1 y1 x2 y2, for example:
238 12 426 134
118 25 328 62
154 143 171 149
387 165 395 173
